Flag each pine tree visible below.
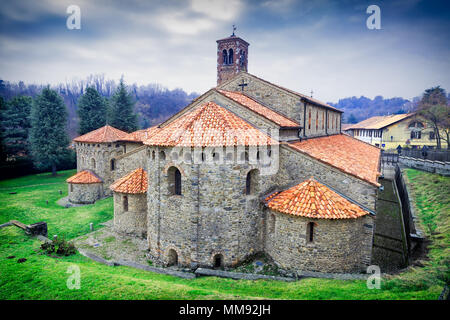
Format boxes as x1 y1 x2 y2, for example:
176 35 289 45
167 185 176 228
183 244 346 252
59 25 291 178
2 96 33 159
29 87 70 176
0 97 6 163
107 79 138 132
77 87 107 135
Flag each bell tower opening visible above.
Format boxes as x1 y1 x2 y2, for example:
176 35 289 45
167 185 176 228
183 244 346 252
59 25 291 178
216 28 249 86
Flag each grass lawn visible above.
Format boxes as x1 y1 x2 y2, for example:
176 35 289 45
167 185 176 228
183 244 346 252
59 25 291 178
0 169 444 300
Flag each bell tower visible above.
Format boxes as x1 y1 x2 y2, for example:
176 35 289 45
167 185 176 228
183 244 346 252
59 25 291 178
216 28 249 86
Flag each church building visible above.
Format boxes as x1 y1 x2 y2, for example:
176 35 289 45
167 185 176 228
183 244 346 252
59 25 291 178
67 32 381 274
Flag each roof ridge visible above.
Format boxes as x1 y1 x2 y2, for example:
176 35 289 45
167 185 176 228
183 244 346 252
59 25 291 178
216 89 300 127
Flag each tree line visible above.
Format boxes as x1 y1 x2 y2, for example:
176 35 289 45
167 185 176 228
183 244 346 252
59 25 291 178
0 78 142 178
0 75 198 138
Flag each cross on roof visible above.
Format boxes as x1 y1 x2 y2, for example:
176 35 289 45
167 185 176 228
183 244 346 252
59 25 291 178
232 24 236 36
310 90 314 98
238 79 248 91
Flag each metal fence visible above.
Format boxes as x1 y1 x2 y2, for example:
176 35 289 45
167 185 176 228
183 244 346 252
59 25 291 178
401 149 450 162
381 151 399 164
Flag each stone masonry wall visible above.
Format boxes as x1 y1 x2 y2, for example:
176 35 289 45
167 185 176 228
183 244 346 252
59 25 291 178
275 144 378 211
68 183 103 204
113 192 147 238
75 142 124 195
264 209 374 273
115 145 148 181
146 146 273 267
219 73 341 137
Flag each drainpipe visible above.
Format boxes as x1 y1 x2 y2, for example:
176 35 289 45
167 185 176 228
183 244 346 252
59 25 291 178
325 109 328 135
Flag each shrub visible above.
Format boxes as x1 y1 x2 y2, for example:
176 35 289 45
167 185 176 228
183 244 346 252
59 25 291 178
40 238 76 256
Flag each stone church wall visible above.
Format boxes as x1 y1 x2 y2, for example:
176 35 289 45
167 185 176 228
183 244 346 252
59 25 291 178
264 209 374 273
221 75 303 125
276 145 378 211
113 192 147 238
220 74 341 137
114 145 148 181
146 146 273 268
75 142 124 196
68 183 103 204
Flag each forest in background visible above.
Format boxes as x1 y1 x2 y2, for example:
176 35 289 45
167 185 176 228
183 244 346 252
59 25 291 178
2 74 449 133
0 75 199 139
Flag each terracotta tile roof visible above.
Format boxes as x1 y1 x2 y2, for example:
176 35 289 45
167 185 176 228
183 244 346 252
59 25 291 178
346 113 413 130
265 178 370 219
144 101 279 147
110 168 148 194
288 134 381 186
217 90 300 128
119 126 161 143
66 170 102 184
73 125 128 143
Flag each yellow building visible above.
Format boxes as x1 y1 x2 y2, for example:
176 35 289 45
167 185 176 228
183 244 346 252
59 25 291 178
344 113 448 151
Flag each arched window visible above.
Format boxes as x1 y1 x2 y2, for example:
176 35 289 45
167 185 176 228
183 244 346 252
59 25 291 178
316 111 319 131
123 195 128 212
269 214 276 234
213 254 224 269
245 169 259 195
91 158 96 169
159 151 166 161
306 222 315 243
308 109 311 130
228 49 234 64
213 152 220 162
239 50 245 66
168 249 178 266
152 151 155 160
222 49 228 65
240 151 249 162
168 167 182 196
110 159 115 171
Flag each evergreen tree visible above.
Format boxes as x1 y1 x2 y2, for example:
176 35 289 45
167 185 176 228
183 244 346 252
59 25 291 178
2 96 33 159
77 86 107 135
107 79 138 132
29 87 70 176
0 97 6 163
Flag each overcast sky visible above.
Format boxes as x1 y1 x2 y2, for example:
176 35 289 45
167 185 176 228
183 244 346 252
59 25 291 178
0 0 449 102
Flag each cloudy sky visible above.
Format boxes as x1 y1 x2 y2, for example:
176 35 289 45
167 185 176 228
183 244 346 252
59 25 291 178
0 0 449 102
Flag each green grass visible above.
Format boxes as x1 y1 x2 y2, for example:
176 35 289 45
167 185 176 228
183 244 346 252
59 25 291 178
383 169 450 291
0 170 444 300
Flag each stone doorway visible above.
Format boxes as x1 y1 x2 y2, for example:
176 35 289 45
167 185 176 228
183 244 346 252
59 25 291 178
168 249 178 266
213 254 224 269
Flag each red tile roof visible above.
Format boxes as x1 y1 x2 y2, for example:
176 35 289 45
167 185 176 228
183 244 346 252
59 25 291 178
265 178 370 219
144 101 279 147
119 126 161 143
66 170 102 184
288 134 381 186
217 90 300 128
73 125 128 143
110 168 148 194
